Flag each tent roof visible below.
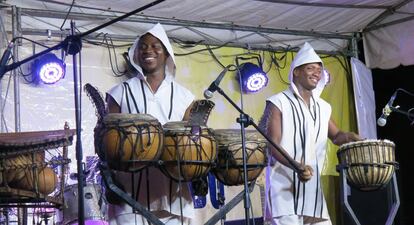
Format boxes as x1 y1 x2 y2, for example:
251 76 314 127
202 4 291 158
2 0 414 68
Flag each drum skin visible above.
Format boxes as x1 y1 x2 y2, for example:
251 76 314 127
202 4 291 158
161 121 217 182
213 129 267 186
96 113 163 172
337 139 397 191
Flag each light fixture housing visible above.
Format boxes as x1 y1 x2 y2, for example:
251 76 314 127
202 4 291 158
237 62 268 93
33 53 65 84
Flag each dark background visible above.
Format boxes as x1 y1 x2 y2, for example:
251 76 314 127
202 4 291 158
342 42 414 225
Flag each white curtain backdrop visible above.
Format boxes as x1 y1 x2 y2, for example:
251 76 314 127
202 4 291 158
363 20 414 69
351 57 377 139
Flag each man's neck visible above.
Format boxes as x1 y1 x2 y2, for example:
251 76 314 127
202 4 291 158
296 87 313 107
145 71 165 93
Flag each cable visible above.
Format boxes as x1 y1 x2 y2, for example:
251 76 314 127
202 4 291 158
104 35 127 77
59 0 75 30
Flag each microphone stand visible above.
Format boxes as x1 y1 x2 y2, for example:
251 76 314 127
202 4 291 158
236 64 252 225
204 85 304 225
389 106 414 125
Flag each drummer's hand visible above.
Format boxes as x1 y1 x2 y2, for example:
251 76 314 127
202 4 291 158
297 165 313 182
345 132 362 143
333 131 362 145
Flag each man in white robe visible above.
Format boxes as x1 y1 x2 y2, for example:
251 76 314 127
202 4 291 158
106 23 195 225
260 42 360 225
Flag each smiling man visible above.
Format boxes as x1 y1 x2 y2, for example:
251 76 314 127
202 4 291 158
259 42 360 225
106 23 195 225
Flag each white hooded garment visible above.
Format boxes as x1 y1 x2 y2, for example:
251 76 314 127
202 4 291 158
106 23 195 225
264 42 332 221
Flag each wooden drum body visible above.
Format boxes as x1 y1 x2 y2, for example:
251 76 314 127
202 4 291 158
161 121 217 182
95 113 164 172
213 129 267 186
337 139 397 191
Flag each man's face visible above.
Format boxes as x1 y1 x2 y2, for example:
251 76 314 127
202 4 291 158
293 62 322 90
134 33 168 74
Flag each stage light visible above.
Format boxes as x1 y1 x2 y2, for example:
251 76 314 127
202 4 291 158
237 62 268 93
33 53 65 84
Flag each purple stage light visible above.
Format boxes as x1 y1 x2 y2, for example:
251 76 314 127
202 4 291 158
33 53 65 84
238 62 268 93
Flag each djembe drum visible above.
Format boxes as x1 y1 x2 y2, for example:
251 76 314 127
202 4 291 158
95 113 164 172
160 121 217 182
337 139 397 191
213 129 267 186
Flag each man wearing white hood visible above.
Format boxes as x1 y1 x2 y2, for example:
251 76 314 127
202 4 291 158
106 23 195 224
260 42 360 225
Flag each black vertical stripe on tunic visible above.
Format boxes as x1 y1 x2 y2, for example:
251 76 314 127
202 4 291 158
283 93 304 213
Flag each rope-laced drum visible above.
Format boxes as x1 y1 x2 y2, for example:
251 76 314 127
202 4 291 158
0 128 74 207
337 139 398 191
212 129 267 186
95 113 164 172
160 121 217 182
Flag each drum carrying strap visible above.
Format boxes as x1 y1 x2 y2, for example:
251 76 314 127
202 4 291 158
123 82 140 114
123 80 174 119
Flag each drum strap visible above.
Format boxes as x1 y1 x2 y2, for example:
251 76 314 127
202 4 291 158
123 82 140 114
124 80 174 119
140 80 147 114
168 82 174 120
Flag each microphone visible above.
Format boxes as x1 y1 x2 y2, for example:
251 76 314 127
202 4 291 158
377 90 398 127
0 42 14 80
204 66 229 99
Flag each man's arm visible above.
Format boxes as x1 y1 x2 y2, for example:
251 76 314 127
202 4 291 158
265 102 313 182
328 118 361 146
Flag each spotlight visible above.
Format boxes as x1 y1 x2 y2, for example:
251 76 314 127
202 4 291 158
237 61 268 93
33 53 65 84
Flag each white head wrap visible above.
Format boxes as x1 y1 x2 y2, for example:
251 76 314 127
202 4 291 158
128 23 176 80
288 42 327 98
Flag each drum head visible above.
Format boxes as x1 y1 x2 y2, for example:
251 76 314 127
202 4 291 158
103 113 158 125
213 129 265 148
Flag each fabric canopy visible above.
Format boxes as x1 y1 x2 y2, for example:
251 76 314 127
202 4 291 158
1 0 414 69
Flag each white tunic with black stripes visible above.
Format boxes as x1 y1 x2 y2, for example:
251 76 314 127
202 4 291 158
266 87 331 219
106 75 195 224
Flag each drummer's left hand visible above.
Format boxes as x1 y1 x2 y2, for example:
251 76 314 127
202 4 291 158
333 131 362 145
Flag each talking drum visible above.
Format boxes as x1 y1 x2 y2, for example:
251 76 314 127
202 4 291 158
213 129 267 186
337 139 397 191
160 121 217 182
95 113 163 172
59 183 108 225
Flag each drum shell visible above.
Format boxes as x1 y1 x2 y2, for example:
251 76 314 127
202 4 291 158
213 129 267 186
59 183 108 225
4 152 44 185
95 113 164 172
337 139 396 191
161 122 217 182
12 167 58 195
